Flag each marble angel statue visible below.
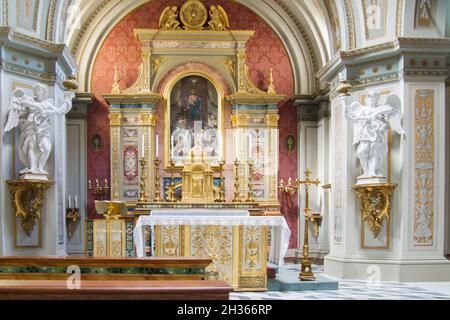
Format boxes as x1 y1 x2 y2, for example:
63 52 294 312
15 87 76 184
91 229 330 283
4 83 75 179
346 91 405 183
208 5 229 31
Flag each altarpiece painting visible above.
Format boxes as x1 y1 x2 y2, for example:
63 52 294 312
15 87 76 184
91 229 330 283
168 75 221 166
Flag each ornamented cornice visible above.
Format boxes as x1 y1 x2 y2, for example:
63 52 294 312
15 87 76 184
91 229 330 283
343 0 356 50
396 0 404 37
46 0 58 41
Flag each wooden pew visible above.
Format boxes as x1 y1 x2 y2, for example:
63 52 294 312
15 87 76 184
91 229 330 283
0 280 232 300
0 256 213 281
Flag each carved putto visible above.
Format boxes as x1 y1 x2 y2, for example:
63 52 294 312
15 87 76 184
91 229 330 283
158 0 230 31
346 91 405 184
4 83 74 180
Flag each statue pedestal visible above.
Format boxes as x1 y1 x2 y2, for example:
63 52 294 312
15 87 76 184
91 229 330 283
355 176 386 185
19 173 50 181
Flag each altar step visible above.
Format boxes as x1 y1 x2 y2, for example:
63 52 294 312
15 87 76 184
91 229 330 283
0 256 212 281
0 280 232 300
268 265 339 292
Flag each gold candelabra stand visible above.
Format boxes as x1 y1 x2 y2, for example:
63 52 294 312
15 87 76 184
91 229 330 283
167 160 177 202
296 169 321 281
232 158 241 202
154 159 161 202
88 178 109 200
66 207 80 241
246 160 255 202
139 157 150 203
216 159 226 202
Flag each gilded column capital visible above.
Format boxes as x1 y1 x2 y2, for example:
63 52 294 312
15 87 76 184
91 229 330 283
109 114 122 126
266 114 279 127
231 114 249 127
138 113 157 126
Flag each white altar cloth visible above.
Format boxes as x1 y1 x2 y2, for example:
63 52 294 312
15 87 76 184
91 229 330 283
150 208 249 217
134 215 291 265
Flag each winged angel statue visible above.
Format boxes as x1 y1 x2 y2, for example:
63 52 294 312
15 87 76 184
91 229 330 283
4 83 74 179
346 91 405 183
208 5 229 31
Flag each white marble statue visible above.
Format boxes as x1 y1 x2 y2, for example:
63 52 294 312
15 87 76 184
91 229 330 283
346 91 405 183
4 83 75 180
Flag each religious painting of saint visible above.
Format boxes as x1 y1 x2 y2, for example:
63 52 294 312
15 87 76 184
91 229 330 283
169 75 220 165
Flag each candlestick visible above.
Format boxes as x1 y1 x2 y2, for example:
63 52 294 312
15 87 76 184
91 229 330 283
139 157 149 202
246 160 255 202
154 159 161 202
74 195 78 209
88 179 92 189
232 159 241 202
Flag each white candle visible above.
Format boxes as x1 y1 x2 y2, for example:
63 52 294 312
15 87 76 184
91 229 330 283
74 195 78 209
171 135 174 158
141 134 145 158
68 195 71 208
248 134 252 160
156 134 159 158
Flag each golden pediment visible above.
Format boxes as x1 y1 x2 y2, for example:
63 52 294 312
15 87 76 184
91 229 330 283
159 0 230 31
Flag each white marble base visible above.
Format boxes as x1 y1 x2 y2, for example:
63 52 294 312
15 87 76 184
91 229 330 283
324 255 450 282
355 176 387 185
19 173 50 181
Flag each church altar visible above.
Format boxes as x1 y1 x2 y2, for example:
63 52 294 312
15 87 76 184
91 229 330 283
134 212 290 291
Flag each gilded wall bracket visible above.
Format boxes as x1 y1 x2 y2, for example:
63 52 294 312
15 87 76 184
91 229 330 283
7 179 54 236
353 183 397 238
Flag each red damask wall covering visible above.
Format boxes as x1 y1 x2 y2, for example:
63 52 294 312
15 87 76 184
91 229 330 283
89 0 298 248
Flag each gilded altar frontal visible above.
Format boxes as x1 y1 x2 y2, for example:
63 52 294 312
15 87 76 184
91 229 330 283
0 0 449 303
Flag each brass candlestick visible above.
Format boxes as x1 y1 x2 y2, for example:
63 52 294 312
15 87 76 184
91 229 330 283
246 160 255 202
168 160 177 202
154 159 161 202
296 169 321 281
216 159 226 202
232 158 241 202
139 158 149 202
66 208 80 241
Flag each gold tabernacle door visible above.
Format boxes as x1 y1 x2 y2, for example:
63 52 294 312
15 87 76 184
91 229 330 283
181 152 214 203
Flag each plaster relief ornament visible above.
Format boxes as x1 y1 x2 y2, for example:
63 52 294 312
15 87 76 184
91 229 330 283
4 83 75 180
346 91 405 184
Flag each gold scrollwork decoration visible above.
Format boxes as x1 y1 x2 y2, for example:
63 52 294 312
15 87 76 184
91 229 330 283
353 183 397 238
7 179 54 236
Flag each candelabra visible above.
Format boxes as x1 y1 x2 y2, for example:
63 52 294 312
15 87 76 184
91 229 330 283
246 160 255 202
66 207 80 241
216 159 226 202
232 158 241 202
296 169 321 281
278 177 298 195
167 160 177 202
139 157 150 202
154 158 161 202
88 178 109 200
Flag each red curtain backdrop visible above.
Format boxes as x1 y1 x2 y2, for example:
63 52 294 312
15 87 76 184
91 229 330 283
89 0 298 248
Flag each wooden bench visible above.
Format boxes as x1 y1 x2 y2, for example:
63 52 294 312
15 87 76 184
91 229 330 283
0 256 213 281
0 280 232 300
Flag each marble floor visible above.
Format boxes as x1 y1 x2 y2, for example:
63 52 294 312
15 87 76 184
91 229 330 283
231 264 450 300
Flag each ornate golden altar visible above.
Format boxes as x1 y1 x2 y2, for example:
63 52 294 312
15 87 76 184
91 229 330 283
90 0 290 291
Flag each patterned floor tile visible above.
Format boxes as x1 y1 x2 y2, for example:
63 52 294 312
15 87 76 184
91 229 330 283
231 264 450 300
